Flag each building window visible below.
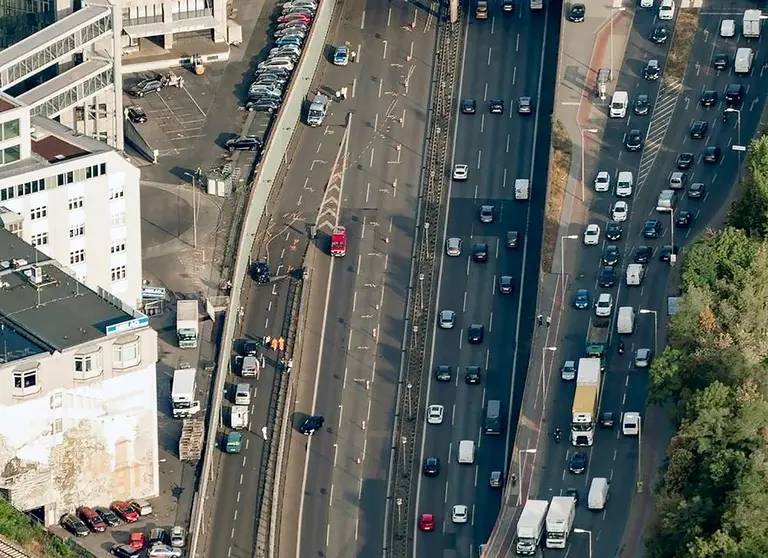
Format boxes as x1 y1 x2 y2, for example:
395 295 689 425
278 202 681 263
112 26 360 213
111 239 126 254
49 392 63 409
74 349 103 381
113 336 141 369
111 212 125 227
85 163 107 179
13 368 41 397
69 224 85 238
70 249 85 264
111 265 126 281
7 222 22 237
0 144 20 165
1 119 20 141
68 196 84 210
31 232 48 246
30 206 47 220
109 185 124 200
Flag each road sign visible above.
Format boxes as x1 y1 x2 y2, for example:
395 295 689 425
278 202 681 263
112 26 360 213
732 145 747 152
142 286 167 300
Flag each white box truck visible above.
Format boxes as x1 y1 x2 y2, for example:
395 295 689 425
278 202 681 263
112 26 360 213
231 405 249 430
171 368 201 418
617 306 635 334
545 496 577 548
176 300 199 349
515 500 549 555
515 179 530 200
735 47 755 74
571 358 601 446
743 9 761 38
588 477 610 510
458 440 475 464
625 264 645 286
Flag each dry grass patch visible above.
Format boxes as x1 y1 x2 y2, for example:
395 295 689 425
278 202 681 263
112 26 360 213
542 120 572 274
664 9 700 84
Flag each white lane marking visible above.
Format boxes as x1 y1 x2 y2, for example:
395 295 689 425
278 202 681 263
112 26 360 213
361 9 366 29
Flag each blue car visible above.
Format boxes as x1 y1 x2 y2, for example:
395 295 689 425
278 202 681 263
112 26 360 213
573 289 590 309
333 45 349 66
276 36 303 47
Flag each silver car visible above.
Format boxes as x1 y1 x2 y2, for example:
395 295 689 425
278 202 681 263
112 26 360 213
479 205 495 223
439 310 456 329
445 237 462 256
561 360 577 381
635 348 652 368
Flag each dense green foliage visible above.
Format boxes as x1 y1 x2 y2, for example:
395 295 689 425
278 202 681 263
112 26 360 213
646 134 768 558
0 499 86 557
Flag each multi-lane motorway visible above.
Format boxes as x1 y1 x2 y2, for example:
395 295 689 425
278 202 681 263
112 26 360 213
536 1 768 556
413 3 560 556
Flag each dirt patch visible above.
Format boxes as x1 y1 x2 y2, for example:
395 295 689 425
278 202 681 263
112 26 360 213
664 9 700 84
542 120 572 274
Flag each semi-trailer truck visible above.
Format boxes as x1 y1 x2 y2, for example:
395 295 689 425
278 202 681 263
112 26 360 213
545 496 577 548
176 300 199 349
585 318 609 370
571 358 601 446
515 500 549 555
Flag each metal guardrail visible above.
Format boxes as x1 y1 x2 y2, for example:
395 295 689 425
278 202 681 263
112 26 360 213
385 3 463 555
186 1 339 557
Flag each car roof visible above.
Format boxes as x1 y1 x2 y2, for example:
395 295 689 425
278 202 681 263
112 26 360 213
598 293 611 301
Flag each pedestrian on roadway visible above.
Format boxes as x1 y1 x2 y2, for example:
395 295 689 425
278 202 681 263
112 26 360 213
546 316 551 328
537 314 543 326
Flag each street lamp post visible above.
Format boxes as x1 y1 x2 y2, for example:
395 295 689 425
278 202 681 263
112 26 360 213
580 128 599 201
559 234 579 299
516 448 537 506
726 107 744 184
639 309 658 358
637 418 644 493
610 1 627 79
573 528 593 558
183 171 199 249
541 346 557 414
669 208 676 267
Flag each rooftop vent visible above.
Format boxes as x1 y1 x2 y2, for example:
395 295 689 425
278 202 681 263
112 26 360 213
0 261 10 270
24 266 42 285
12 259 28 269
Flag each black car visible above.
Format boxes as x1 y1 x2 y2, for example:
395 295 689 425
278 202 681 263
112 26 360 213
506 230 520 248
633 245 653 264
643 59 661 80
660 244 679 262
599 266 617 288
651 25 669 44
465 366 482 385
690 120 708 139
61 514 90 537
498 275 514 294
489 99 504 114
299 415 325 435
633 94 650 115
243 341 258 357
502 0 514 11
252 259 270 283
569 451 588 474
468 324 485 344
94 506 120 527
602 245 620 266
600 411 615 428
643 220 662 239
226 135 262 152
435 365 452 382
675 210 693 228
567 3 585 22
688 182 706 199
126 106 147 123
713 53 729 70
423 457 440 477
625 129 643 151
565 487 580 505
703 146 722 163
126 75 164 97
676 152 694 170
472 243 489 262
247 98 280 113
606 221 623 241
700 89 718 107
725 83 744 106
461 99 477 114
111 545 139 558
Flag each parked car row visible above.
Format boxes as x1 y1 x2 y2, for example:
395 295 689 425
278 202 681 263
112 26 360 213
60 500 151 537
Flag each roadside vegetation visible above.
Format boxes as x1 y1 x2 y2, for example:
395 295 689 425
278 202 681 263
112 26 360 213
0 499 84 558
664 10 700 85
542 119 571 273
645 135 768 557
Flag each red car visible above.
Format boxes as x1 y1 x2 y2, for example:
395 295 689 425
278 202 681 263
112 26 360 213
110 501 139 523
419 513 435 532
277 14 310 24
129 531 145 550
77 506 106 532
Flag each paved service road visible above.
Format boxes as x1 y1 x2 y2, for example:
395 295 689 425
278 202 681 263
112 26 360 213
413 3 559 556
537 2 768 556
294 1 437 557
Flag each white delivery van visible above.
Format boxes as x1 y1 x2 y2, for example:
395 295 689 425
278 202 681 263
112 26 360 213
515 179 530 200
625 264 645 286
235 383 252 405
616 171 633 197
609 91 628 118
617 306 635 334
735 47 754 74
587 478 610 510
231 405 249 429
458 440 476 464
622 412 641 435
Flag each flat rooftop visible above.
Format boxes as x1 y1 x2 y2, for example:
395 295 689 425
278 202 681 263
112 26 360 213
0 227 134 363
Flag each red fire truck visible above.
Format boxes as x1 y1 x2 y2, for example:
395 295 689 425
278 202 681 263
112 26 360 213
330 226 347 257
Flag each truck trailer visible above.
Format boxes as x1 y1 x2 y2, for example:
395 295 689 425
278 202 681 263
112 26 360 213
545 496 577 548
571 358 601 446
176 300 199 349
515 499 549 555
585 318 609 369
171 367 201 418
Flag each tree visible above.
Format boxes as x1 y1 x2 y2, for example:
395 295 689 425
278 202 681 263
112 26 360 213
728 135 768 236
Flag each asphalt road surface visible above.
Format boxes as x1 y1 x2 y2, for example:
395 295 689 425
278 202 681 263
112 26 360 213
537 2 768 556
294 1 439 557
413 3 560 556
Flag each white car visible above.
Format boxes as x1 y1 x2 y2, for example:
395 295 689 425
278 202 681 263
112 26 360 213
720 19 736 37
583 224 601 245
148 544 182 557
640 0 653 7
452 504 469 524
427 404 444 424
658 0 674 20
616 173 633 197
611 201 629 222
453 164 469 180
445 237 463 256
594 171 611 192
439 309 456 329
595 293 613 317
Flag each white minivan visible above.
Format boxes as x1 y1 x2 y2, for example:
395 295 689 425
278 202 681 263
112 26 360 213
622 412 641 436
588 477 610 510
609 91 628 118
616 171 633 197
235 383 252 405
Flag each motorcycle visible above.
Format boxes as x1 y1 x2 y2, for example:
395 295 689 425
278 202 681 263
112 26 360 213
554 428 562 443
618 342 625 355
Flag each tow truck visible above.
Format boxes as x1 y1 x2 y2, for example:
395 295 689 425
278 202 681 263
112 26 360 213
330 226 347 257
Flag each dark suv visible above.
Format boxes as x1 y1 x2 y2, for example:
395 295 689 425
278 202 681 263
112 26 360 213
625 129 643 151
226 135 262 152
643 220 662 239
299 415 325 435
252 259 270 283
435 365 452 382
725 83 744 106
126 75 165 97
